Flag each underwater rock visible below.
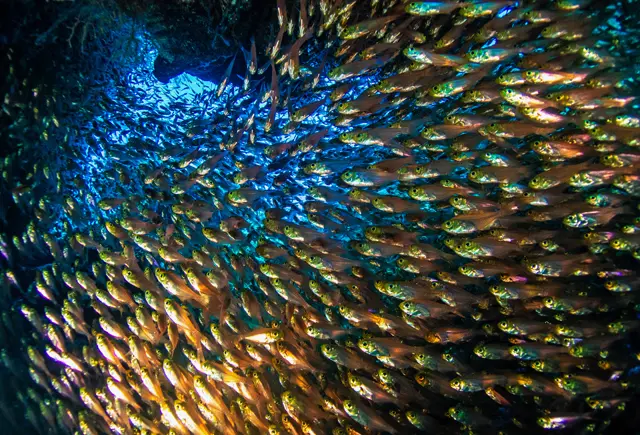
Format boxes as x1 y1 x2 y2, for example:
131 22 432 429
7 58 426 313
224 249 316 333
119 0 283 84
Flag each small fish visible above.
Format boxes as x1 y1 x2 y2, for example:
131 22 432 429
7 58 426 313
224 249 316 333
216 54 236 97
341 15 401 40
405 2 468 16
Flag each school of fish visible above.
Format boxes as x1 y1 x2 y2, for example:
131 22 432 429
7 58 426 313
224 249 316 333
1 0 640 433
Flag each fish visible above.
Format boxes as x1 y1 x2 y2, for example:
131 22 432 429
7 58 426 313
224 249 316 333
340 14 402 40
216 54 236 97
405 2 468 16
2 0 639 433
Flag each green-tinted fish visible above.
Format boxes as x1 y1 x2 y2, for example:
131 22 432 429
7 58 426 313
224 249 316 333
405 2 466 16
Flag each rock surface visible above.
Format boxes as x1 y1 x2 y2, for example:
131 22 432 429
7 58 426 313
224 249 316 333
117 0 281 84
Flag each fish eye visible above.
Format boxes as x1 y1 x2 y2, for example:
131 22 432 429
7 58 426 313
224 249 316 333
498 320 508 328
464 242 472 248
443 221 452 228
469 170 478 177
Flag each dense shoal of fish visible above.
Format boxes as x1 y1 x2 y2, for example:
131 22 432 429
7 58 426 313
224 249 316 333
1 0 640 433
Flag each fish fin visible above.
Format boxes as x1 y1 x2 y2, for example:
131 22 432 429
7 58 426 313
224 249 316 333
600 205 629 225
466 209 504 231
452 309 466 319
194 334 205 362
439 252 458 263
